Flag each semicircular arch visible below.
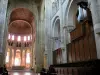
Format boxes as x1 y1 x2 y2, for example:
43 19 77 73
52 16 60 38
64 0 88 27
10 7 34 26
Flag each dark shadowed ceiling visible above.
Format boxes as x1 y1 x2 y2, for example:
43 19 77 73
34 0 42 3
9 0 42 4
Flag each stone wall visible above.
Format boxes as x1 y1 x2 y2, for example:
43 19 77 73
45 0 70 66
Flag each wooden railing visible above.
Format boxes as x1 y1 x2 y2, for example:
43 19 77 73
52 60 100 75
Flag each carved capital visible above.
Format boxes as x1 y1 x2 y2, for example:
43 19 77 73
63 25 75 32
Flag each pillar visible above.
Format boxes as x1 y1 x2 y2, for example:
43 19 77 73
63 25 73 63
88 0 100 59
10 48 12 68
0 0 8 66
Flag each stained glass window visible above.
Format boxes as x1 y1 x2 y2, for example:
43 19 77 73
8 34 10 39
28 36 30 41
26 53 30 64
17 36 21 41
12 35 14 40
24 36 27 41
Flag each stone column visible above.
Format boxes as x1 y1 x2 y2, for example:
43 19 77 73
21 48 22 66
89 0 100 33
31 42 35 69
10 48 12 68
0 53 3 66
0 0 8 66
25 49 26 67
63 26 71 63
88 0 100 59
14 49 16 66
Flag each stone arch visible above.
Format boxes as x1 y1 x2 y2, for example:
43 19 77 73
6 0 39 36
54 19 60 38
52 16 60 38
52 16 60 26
6 7 36 69
63 0 88 45
52 16 63 64
8 7 35 35
9 8 34 27
8 20 32 34
64 0 88 27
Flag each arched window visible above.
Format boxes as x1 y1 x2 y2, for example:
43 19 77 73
26 49 31 68
8 34 11 39
28 36 30 41
11 35 14 40
26 52 30 64
14 50 21 66
17 36 21 41
24 36 27 41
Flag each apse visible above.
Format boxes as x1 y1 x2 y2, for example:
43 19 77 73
6 8 35 69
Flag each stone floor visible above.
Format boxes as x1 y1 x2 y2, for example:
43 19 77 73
8 70 39 75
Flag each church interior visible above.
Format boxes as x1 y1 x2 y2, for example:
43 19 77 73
0 0 100 75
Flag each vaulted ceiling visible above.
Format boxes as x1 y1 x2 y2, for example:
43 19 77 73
9 20 32 34
8 8 34 35
10 8 34 25
8 0 42 35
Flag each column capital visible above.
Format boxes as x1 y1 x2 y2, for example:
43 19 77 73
63 25 75 32
94 23 100 34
